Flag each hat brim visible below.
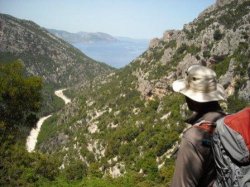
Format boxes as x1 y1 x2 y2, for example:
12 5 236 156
172 79 226 103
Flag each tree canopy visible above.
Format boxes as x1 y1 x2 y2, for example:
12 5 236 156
0 60 43 128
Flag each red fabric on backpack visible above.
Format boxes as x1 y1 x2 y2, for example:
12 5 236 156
224 108 250 151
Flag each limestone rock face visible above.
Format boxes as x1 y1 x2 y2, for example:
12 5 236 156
149 38 160 48
219 59 236 87
160 48 174 65
215 0 235 7
130 0 250 101
239 80 250 100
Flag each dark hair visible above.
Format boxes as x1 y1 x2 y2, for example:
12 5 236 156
185 96 223 124
185 96 222 113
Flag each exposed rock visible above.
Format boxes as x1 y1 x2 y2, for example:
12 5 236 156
238 80 250 100
176 54 200 77
162 30 178 42
160 48 174 65
137 77 153 98
88 122 99 134
219 59 236 87
160 112 171 121
40 132 69 153
106 163 125 178
215 0 235 7
149 38 160 48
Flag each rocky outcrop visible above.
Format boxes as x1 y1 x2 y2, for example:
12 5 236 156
40 132 69 153
133 0 250 100
215 0 235 7
149 38 160 48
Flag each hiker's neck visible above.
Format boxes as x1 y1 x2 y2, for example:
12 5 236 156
185 97 223 124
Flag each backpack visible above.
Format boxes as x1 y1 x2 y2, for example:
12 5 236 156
212 107 250 187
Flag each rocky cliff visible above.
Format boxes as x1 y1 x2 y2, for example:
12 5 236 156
37 0 250 185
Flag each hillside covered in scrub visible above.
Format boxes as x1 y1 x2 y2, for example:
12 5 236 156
0 0 250 186
0 14 114 115
35 0 250 186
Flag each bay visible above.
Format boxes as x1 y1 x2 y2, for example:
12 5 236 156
73 39 149 68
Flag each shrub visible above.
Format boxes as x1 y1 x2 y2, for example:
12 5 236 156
213 29 223 41
227 95 249 113
64 160 88 181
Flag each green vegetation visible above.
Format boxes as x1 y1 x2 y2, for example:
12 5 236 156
0 52 65 115
0 61 42 129
227 95 249 113
183 28 195 40
0 60 60 186
196 18 215 34
217 1 250 29
213 41 250 113
213 29 223 41
148 43 201 80
214 56 231 77
37 58 186 185
1 13 114 115
2 1 250 185
203 50 211 58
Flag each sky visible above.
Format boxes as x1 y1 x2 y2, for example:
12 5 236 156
0 0 215 39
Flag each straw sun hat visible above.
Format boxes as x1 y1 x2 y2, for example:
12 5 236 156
172 65 226 103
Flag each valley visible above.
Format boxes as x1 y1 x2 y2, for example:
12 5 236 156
47 29 149 68
0 0 250 186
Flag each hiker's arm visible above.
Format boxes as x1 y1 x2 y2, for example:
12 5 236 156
170 127 215 187
170 137 202 187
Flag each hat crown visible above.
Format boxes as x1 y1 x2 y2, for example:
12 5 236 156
186 65 216 79
186 65 217 93
172 64 226 102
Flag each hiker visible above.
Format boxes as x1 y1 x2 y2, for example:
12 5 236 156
170 64 226 187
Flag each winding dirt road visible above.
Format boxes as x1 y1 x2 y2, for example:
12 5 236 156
26 89 71 152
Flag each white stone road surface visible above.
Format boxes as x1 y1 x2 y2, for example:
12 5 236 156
26 89 71 152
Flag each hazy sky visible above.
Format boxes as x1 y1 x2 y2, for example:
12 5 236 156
0 0 215 39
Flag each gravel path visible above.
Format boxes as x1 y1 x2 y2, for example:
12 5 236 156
26 89 71 152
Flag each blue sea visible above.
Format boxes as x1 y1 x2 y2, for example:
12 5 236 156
73 39 149 68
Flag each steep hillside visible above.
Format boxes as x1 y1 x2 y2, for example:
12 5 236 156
0 14 114 114
37 0 250 186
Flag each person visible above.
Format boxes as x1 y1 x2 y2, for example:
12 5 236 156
170 64 226 187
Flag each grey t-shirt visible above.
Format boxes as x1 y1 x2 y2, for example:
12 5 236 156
170 112 224 187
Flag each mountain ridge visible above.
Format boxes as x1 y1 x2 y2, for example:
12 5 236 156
36 0 250 185
47 28 118 44
1 0 250 186
0 13 114 114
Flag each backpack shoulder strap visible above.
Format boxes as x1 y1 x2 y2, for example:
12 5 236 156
195 122 216 134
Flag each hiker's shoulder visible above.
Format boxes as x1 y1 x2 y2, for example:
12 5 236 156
202 111 226 123
183 125 209 141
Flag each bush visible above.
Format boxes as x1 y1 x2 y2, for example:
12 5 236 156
213 57 231 77
227 95 249 113
64 160 88 181
203 51 211 58
0 61 43 127
213 29 223 41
